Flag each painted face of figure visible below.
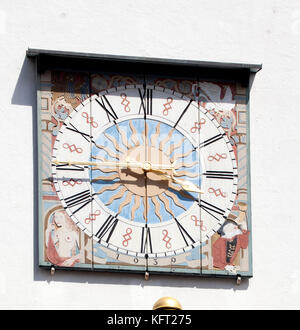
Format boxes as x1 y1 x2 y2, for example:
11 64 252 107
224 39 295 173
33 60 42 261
222 221 242 239
53 211 67 228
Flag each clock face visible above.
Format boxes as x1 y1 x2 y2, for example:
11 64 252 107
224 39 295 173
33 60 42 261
51 84 238 264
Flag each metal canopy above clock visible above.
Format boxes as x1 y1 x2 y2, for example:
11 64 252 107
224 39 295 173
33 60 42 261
29 48 261 279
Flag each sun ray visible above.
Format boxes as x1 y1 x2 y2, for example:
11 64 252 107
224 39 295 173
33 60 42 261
165 137 185 157
95 182 122 195
150 123 161 148
170 148 194 164
95 143 120 160
131 195 141 221
164 190 187 211
159 128 174 151
92 173 120 182
116 125 130 150
118 191 133 214
129 120 140 147
141 122 149 147
92 155 107 162
173 170 200 178
151 196 163 222
174 160 198 170
104 133 126 154
158 193 175 218
91 167 118 173
143 196 148 223
105 186 128 206
168 182 196 201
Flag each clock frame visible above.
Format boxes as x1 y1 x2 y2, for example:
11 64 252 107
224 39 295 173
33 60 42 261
29 48 261 279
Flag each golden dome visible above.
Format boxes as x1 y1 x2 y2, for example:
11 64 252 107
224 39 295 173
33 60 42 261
152 296 183 310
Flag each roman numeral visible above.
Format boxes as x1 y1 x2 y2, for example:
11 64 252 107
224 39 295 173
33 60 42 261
64 189 93 214
54 164 85 171
141 227 152 254
198 133 225 149
199 200 225 222
95 95 118 122
138 87 152 118
66 123 92 143
146 88 153 116
174 218 196 246
174 99 193 128
203 170 237 180
95 215 118 243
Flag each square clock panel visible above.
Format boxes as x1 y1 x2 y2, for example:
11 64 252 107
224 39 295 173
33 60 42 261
28 49 261 279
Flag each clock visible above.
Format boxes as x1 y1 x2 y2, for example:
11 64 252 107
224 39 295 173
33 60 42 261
51 84 237 268
32 49 258 278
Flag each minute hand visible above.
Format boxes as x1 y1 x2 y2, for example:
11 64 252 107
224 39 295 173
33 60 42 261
52 159 174 170
53 160 140 168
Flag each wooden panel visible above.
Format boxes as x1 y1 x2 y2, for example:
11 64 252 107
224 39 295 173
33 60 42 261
39 70 93 270
89 72 147 273
142 75 202 276
200 80 251 277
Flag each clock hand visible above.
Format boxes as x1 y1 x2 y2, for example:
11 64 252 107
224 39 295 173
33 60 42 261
126 156 202 193
53 160 202 192
149 168 204 194
53 158 176 171
52 159 141 168
169 176 204 194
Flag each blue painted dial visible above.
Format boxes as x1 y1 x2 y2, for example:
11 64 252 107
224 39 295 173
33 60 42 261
91 117 201 224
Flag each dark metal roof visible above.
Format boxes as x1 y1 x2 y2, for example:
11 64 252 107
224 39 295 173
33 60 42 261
26 48 262 73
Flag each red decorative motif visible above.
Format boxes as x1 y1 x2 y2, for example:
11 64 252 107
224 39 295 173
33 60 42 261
122 228 133 247
162 97 173 116
208 153 227 162
62 178 82 187
82 112 98 128
208 187 227 198
162 229 172 249
63 143 83 154
191 215 207 231
190 119 206 133
84 210 101 224
120 93 131 112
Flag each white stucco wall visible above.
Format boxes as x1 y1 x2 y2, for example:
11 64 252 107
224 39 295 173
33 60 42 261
0 0 299 310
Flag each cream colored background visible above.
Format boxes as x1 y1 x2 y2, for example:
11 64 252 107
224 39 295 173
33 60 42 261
0 0 299 309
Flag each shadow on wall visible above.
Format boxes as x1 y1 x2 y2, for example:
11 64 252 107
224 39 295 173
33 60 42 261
12 56 36 106
11 55 250 293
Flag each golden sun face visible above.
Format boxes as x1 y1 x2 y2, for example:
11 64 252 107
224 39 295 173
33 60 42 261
91 117 201 224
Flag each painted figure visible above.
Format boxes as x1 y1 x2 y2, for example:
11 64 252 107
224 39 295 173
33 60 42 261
212 219 249 274
45 210 82 267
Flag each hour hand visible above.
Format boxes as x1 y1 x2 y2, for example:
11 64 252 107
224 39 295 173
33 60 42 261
168 175 204 194
152 169 204 194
